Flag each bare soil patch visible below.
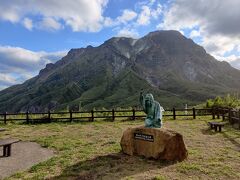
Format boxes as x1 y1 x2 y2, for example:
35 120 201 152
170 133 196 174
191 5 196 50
0 141 54 179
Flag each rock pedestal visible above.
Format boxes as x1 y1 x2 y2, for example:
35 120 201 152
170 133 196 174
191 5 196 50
120 126 188 161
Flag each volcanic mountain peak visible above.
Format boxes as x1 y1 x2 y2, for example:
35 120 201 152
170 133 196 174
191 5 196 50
0 30 239 112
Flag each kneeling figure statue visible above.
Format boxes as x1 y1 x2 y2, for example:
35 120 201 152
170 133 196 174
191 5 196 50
140 92 163 128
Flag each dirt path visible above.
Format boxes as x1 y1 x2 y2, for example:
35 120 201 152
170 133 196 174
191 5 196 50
0 141 54 179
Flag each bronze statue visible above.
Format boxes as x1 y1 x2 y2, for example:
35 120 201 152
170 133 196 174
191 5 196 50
140 92 163 128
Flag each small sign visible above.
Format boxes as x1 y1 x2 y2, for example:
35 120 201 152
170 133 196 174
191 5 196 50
134 133 154 142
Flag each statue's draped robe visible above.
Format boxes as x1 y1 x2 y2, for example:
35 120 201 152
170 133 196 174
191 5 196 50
140 93 163 128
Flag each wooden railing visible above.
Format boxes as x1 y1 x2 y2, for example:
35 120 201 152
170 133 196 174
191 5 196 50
0 108 213 124
212 107 240 128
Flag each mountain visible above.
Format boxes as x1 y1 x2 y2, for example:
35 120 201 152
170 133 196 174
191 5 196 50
1 30 240 112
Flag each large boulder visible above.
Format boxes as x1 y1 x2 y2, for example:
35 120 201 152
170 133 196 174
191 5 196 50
120 126 187 161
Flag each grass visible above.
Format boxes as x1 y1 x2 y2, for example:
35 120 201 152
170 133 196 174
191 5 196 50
0 116 240 179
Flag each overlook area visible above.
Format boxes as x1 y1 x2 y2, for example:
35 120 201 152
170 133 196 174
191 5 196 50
0 117 239 179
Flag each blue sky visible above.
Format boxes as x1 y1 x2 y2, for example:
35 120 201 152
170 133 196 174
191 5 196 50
0 0 165 51
0 0 240 90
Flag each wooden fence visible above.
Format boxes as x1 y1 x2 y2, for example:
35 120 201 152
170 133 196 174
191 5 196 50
212 107 240 128
0 108 213 124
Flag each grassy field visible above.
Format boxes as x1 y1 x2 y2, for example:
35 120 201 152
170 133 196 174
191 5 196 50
0 116 240 180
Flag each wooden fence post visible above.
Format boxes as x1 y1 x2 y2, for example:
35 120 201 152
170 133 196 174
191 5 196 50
173 108 176 120
193 108 196 119
91 110 94 122
217 107 220 119
70 110 72 122
212 107 215 119
4 112 7 124
26 111 29 124
222 110 225 121
228 108 232 124
132 108 135 120
48 111 51 123
112 109 115 121
238 109 240 129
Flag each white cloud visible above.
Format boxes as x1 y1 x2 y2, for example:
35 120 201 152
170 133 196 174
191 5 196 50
151 3 162 19
158 5 198 31
213 54 240 70
117 9 137 24
116 28 139 38
0 45 67 90
149 0 156 6
103 17 115 27
104 9 137 27
0 73 17 86
0 0 163 34
136 1 162 26
0 0 108 32
201 35 239 56
0 8 20 23
190 30 200 38
179 30 185 36
110 1 163 39
23 18 33 30
159 0 240 64
137 5 151 25
0 85 8 91
229 58 240 70
0 46 43 66
38 17 63 31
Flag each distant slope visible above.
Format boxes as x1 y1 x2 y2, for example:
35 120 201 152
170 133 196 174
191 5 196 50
1 30 240 112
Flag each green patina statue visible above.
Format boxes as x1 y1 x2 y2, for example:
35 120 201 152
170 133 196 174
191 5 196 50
140 92 163 128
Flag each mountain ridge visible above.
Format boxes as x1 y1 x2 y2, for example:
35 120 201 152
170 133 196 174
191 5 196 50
1 30 240 112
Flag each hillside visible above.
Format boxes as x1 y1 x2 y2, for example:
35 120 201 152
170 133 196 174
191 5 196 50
1 30 240 112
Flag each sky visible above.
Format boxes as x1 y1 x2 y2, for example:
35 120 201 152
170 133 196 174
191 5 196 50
0 0 240 90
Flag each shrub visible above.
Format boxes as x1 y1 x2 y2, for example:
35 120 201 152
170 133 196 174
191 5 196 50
205 94 240 108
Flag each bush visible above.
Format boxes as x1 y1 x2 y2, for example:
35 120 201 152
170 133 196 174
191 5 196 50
205 94 240 108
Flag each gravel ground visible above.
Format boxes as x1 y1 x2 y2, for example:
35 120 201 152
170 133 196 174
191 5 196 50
0 141 54 179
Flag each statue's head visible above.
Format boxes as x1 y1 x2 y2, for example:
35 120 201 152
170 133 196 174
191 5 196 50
145 93 154 108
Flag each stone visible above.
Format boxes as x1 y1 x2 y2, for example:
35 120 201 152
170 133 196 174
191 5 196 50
120 126 188 161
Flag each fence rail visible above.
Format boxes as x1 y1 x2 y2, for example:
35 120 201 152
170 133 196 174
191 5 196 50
0 108 214 124
212 107 240 129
